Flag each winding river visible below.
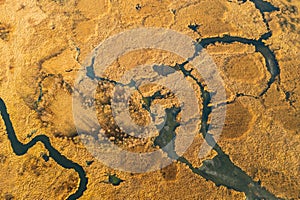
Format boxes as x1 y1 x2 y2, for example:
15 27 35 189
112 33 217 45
0 0 283 199
0 33 280 200
0 99 88 200
199 34 280 96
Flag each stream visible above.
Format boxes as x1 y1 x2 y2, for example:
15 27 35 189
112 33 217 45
0 0 283 199
0 99 88 200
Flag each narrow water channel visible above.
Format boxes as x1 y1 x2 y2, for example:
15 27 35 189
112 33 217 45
0 98 88 200
0 0 282 199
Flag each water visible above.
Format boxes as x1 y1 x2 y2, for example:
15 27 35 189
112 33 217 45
0 0 282 198
0 99 88 200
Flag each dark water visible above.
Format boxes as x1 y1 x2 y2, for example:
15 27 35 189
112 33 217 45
1 36 281 200
250 0 279 13
173 57 281 199
173 1 282 196
0 98 88 200
250 0 280 32
199 35 280 96
178 151 281 199
0 1 282 199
